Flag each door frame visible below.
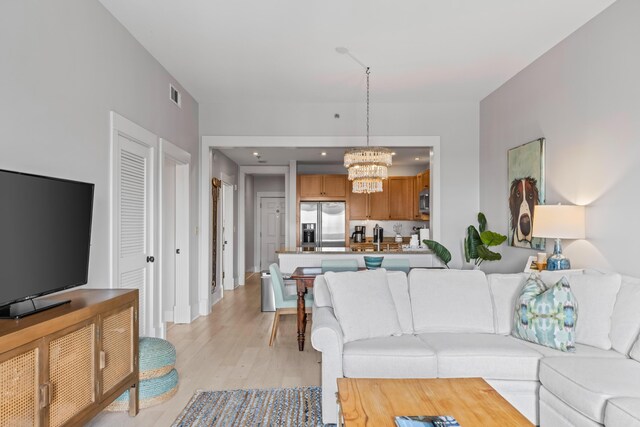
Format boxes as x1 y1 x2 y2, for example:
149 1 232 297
221 181 235 291
199 136 440 315
109 111 158 337
255 192 286 272
159 138 191 328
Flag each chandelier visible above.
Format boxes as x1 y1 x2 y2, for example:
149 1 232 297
344 67 392 193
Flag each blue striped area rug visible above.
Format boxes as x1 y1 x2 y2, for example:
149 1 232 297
171 386 323 427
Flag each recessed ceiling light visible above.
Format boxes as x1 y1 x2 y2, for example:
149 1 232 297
253 152 259 156
391 152 396 156
321 152 327 156
415 157 420 161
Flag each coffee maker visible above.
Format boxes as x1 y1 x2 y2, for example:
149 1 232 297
351 225 365 243
373 224 384 244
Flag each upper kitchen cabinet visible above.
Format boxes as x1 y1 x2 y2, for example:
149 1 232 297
389 177 415 220
417 169 430 190
415 169 430 220
349 180 390 220
298 174 347 200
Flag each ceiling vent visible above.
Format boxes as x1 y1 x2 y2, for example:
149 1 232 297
169 84 181 108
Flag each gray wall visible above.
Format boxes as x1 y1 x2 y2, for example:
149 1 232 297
480 0 640 275
201 101 479 267
0 0 200 312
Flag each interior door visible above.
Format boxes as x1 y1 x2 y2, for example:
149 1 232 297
114 132 154 337
222 183 235 290
260 197 285 270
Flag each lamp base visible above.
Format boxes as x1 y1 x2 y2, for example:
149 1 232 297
546 255 571 271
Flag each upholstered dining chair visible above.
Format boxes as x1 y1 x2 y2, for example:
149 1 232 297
381 258 411 273
268 263 313 346
320 259 359 273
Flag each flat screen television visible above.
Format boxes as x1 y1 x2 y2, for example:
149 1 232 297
0 169 94 318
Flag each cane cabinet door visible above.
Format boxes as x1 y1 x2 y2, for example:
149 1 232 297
100 304 136 397
0 341 41 426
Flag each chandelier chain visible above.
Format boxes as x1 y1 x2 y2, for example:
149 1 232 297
366 67 370 147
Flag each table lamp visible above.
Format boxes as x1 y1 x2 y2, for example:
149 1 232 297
532 204 585 270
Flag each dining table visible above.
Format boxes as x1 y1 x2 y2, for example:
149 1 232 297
289 266 366 351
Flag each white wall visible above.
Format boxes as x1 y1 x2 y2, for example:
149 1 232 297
210 150 239 302
201 101 478 267
162 158 176 317
480 0 640 275
0 0 200 306
244 175 286 271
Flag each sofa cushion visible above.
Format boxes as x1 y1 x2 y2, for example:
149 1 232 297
610 275 640 355
342 335 437 378
539 269 583 285
570 273 621 350
313 275 333 308
605 398 640 427
409 269 494 334
512 275 577 352
325 269 402 343
416 333 541 381
632 336 640 362
539 357 640 423
488 273 527 335
519 339 626 359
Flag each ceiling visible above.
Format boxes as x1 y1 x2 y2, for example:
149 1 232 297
218 147 430 167
99 0 615 105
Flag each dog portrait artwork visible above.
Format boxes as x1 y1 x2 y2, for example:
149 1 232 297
508 139 545 250
509 177 539 247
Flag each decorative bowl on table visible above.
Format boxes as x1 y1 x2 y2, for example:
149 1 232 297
364 256 384 270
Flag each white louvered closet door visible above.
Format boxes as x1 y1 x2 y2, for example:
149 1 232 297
116 133 154 337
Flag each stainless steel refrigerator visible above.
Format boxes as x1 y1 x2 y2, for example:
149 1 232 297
300 202 346 247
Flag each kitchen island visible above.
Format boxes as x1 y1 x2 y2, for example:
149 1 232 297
277 247 434 274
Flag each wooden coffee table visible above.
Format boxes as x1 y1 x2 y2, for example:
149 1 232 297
337 378 533 426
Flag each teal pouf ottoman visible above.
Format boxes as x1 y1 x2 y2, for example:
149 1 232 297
107 337 178 411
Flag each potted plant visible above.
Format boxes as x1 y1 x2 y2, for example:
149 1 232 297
423 212 506 269
464 212 507 267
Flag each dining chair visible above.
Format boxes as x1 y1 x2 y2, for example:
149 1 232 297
320 259 359 273
269 263 313 346
381 258 411 273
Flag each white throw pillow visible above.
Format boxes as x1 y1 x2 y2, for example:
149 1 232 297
570 273 622 350
409 269 494 334
609 276 640 355
324 269 403 343
386 271 414 334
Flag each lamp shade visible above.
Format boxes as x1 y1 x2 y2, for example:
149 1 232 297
532 204 585 239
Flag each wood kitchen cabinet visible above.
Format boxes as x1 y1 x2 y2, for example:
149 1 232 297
348 180 390 220
415 169 430 220
298 175 347 199
389 177 415 220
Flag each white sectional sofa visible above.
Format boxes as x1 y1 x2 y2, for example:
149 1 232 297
311 269 640 426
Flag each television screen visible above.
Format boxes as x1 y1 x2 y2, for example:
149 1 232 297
0 170 94 308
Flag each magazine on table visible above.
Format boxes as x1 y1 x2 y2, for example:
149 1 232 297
394 415 461 427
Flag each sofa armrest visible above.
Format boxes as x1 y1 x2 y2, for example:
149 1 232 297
311 305 344 356
311 304 344 425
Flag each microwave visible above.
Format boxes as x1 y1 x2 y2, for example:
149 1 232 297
419 188 430 214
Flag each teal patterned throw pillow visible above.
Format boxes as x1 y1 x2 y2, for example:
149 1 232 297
512 274 577 352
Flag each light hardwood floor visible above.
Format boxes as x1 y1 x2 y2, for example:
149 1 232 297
89 273 321 426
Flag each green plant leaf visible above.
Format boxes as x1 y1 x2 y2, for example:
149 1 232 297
477 245 502 261
464 236 470 263
423 239 451 268
466 225 482 260
480 230 507 247
477 212 487 233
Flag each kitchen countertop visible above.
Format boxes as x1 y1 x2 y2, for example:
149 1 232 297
277 247 432 254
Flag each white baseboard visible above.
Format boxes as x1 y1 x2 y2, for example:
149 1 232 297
190 303 199 322
163 309 174 323
199 299 211 316
173 304 191 324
